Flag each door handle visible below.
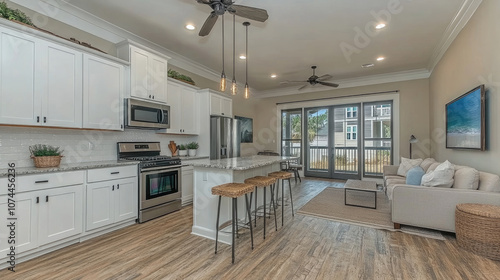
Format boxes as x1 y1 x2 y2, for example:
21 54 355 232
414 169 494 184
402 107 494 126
37 116 40 123
46 195 49 202
44 117 47 123
36 197 39 204
35 180 49 184
111 171 120 175
117 184 120 190
112 185 115 191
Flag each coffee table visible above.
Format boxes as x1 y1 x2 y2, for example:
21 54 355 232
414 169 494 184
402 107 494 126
344 179 378 209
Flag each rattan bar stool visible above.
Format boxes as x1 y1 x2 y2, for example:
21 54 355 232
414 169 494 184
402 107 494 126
212 182 255 264
244 176 278 239
268 171 294 226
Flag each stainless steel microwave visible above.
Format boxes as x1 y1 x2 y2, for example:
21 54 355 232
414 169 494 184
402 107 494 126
125 99 170 129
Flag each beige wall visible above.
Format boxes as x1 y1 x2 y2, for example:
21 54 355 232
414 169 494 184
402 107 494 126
251 79 430 159
429 0 500 174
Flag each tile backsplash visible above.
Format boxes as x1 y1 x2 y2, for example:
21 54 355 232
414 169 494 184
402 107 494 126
0 126 198 168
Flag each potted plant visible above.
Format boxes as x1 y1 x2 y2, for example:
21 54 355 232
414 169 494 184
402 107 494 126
168 69 195 85
178 144 188 156
187 142 199 157
29 144 63 168
0 2 35 27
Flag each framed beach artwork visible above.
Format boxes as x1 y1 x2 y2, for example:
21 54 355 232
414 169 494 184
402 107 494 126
235 116 253 143
445 85 485 151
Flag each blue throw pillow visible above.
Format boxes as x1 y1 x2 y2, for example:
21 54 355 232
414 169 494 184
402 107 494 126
406 166 425 186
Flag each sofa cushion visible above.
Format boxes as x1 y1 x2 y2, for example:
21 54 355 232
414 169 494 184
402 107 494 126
385 175 405 181
426 162 441 173
478 172 500 192
453 167 480 190
420 158 437 172
406 166 425 186
397 157 423 176
386 178 407 200
421 160 454 188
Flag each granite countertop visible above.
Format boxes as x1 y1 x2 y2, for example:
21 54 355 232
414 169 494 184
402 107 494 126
184 155 297 171
179 155 210 161
0 160 139 177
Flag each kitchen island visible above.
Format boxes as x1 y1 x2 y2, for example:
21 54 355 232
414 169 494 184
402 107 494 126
185 155 297 244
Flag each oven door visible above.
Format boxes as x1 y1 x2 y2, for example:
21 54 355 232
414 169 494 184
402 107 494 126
140 166 181 210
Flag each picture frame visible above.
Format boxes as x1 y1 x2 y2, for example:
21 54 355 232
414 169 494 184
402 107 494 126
235 116 253 143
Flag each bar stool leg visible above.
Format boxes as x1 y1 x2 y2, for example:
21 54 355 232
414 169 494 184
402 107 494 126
254 187 258 227
263 186 267 239
275 179 280 205
232 197 236 264
270 183 278 231
235 199 239 238
282 179 285 226
215 195 221 254
245 193 254 249
288 178 295 216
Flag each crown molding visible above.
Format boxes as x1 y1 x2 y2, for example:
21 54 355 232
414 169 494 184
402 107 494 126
427 0 482 72
10 0 221 83
257 69 431 99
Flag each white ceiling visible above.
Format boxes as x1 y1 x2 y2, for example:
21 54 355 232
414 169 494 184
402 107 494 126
63 0 469 95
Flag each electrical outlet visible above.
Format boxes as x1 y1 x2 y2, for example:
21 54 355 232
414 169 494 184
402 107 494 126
88 142 95 150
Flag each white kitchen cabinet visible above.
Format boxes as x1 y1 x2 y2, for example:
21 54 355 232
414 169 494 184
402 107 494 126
83 54 124 130
181 165 194 205
161 79 199 135
209 92 232 117
117 42 169 103
0 26 83 128
86 166 138 232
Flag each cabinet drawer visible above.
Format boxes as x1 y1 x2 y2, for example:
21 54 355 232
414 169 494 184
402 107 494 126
87 165 138 183
15 171 85 194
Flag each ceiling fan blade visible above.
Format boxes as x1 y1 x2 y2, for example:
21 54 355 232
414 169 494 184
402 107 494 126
199 12 218 36
230 5 269 22
318 81 339 88
317 74 333 81
298 84 310 91
197 0 212 4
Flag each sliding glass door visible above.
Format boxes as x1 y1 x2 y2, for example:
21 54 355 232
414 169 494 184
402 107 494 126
281 109 302 162
332 104 361 179
363 102 393 176
305 108 330 177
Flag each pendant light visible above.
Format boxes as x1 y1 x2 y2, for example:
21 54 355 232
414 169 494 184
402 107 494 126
243 22 250 99
220 15 226 92
230 14 237 95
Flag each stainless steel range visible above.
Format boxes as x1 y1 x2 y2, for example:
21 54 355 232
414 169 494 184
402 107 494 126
118 142 182 223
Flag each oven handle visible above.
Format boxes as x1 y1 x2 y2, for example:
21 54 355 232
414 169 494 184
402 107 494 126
141 166 182 173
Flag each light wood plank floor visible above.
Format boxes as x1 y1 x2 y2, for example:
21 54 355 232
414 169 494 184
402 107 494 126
3 178 500 279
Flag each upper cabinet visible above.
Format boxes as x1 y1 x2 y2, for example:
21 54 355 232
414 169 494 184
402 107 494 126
83 54 124 131
0 26 83 128
209 91 232 117
158 79 199 135
117 41 170 103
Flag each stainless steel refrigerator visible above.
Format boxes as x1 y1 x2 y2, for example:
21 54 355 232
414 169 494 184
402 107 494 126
210 116 240 159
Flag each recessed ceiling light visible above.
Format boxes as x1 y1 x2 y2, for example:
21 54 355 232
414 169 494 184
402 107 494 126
375 23 386 29
185 24 195 30
239 55 246 60
271 74 277 78
377 57 385 61
362 63 375 68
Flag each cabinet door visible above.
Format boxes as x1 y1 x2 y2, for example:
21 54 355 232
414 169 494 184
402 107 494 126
115 178 138 223
0 193 38 255
38 185 83 246
181 166 194 205
86 181 114 231
130 46 149 100
221 97 232 117
83 54 124 130
42 42 83 128
0 27 39 125
181 87 199 135
166 81 182 133
149 54 168 103
210 94 222 116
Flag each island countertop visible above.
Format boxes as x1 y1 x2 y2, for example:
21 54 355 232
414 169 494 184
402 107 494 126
184 155 297 171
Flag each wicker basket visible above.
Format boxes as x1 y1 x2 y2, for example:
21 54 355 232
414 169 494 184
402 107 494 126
455 203 500 260
31 156 62 168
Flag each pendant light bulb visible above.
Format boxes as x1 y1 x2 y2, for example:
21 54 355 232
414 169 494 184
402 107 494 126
230 14 237 96
244 83 250 99
231 79 237 95
220 72 226 92
219 15 226 92
243 22 250 99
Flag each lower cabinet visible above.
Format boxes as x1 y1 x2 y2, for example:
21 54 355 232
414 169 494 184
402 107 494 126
0 184 83 255
181 166 194 205
86 177 138 231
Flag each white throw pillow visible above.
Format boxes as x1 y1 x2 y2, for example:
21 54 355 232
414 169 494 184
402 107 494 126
397 157 423 176
421 160 455 188
420 158 437 173
453 167 480 190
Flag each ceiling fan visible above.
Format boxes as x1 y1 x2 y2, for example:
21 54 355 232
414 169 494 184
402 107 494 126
196 0 269 36
284 66 339 90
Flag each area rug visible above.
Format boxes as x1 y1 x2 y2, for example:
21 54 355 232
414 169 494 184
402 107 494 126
297 187 445 240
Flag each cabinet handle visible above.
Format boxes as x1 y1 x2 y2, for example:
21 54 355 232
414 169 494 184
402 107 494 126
221 113 224 116
35 180 49 184
112 185 115 191
111 172 120 175
149 95 152 98
36 197 39 204
117 184 120 190
44 117 47 123
37 116 40 123
46 196 49 202
152 95 155 99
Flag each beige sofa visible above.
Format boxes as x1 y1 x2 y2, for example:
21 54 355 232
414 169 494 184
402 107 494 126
383 159 500 232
